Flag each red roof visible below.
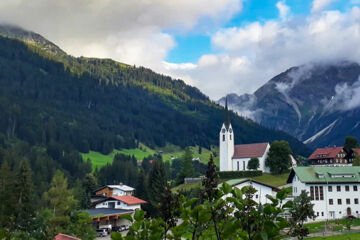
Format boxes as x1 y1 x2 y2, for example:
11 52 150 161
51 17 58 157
309 146 344 160
232 143 269 159
54 234 81 240
111 195 147 205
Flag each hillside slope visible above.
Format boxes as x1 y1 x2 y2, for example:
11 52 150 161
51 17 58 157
219 62 360 149
0 26 311 157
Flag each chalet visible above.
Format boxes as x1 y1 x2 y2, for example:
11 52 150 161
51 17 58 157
87 183 147 232
219 178 280 205
308 146 360 166
93 195 147 211
94 183 134 197
288 166 360 221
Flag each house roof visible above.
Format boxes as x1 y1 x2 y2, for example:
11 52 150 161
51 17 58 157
111 195 147 205
232 142 269 159
308 146 344 160
95 184 134 193
86 208 133 217
54 233 81 240
218 178 279 191
287 166 360 184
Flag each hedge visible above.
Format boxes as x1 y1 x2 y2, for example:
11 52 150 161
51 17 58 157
218 170 262 179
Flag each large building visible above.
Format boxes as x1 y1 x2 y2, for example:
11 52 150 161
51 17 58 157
288 166 360 221
308 146 360 166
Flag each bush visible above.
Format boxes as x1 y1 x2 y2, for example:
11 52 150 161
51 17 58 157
218 170 262 179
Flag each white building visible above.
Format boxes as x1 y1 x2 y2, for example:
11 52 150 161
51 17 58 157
94 184 135 197
288 166 360 221
220 178 280 205
94 195 147 211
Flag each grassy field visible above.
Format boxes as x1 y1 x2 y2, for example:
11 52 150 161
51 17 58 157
305 219 360 234
252 173 289 187
81 143 156 170
172 181 202 193
308 232 360 239
82 143 219 170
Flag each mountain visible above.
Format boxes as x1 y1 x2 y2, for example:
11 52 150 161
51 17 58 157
0 25 311 160
219 61 360 149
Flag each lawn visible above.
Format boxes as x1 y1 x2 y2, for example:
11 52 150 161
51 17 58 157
305 219 360 234
308 232 360 239
81 143 218 171
252 173 289 187
172 181 203 193
81 143 155 170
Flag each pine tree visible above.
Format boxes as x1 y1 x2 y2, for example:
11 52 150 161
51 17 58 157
176 147 195 184
14 159 35 232
136 169 148 201
202 154 219 201
148 160 167 215
159 184 180 239
0 162 16 231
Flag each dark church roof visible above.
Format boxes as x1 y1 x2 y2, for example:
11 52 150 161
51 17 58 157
232 143 269 159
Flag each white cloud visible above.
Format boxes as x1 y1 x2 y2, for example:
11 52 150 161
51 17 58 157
276 1 290 20
0 0 242 71
175 6 360 99
311 0 338 13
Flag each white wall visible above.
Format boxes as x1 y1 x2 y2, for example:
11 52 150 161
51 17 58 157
233 181 276 205
95 200 141 211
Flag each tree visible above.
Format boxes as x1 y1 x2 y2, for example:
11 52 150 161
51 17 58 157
148 160 167 215
80 173 98 209
14 159 35 232
0 162 16 231
135 169 148 201
353 152 360 166
247 157 259 170
43 170 78 238
344 136 358 152
266 141 292 174
159 184 180 239
202 154 219 201
288 190 316 239
176 147 195 184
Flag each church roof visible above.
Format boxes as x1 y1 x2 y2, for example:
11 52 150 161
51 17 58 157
232 142 269 159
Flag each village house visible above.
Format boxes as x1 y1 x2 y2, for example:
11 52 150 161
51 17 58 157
220 178 280 205
308 146 360 166
288 166 360 221
87 183 147 232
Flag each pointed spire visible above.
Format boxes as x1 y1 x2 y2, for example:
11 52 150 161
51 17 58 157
223 97 230 130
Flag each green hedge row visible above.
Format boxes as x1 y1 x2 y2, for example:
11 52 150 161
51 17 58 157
218 170 262 179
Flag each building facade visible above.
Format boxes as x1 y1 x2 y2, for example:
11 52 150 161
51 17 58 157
308 146 360 166
288 166 360 221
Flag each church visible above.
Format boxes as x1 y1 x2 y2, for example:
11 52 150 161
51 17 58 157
219 102 271 173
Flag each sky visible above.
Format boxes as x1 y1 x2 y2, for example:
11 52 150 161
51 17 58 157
1 0 360 99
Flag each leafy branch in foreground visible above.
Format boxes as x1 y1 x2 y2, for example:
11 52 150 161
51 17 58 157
111 154 296 240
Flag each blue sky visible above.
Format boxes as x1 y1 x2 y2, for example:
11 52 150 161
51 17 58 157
166 0 352 63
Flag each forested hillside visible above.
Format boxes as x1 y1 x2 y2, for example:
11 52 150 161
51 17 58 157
0 34 310 157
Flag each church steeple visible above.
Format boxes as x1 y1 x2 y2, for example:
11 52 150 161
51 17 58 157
223 97 230 130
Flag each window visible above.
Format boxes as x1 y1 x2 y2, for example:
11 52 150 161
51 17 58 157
355 198 359 204
354 186 358 191
338 199 342 205
321 212 324 216
317 212 319 216
223 135 225 141
320 186 324 200
315 186 319 200
310 186 314 200
230 134 232 140
337 186 341 192
237 161 239 171
346 199 351 205
329 199 333 205
243 161 245 170
256 194 258 199
328 186 332 192
117 201 120 205
345 186 350 191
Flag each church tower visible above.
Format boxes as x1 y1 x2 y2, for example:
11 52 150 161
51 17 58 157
219 99 234 171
